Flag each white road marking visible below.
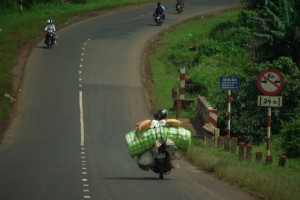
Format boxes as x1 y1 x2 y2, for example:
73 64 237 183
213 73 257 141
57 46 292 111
84 195 91 199
79 91 84 146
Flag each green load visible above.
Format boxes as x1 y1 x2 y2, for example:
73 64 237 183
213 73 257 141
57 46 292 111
125 126 191 157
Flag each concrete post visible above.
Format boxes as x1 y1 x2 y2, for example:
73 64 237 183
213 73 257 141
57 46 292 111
239 142 245 161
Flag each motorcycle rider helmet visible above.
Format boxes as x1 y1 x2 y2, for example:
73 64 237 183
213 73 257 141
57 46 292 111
154 109 168 120
47 19 51 24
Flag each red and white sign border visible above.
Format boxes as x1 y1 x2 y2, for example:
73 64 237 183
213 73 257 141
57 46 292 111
257 68 284 96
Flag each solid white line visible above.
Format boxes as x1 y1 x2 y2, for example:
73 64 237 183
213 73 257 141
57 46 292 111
79 91 84 146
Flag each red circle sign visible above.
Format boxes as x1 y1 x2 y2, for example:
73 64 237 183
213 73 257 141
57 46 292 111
257 69 284 96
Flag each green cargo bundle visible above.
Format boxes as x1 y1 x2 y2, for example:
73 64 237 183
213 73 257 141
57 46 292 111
125 126 191 157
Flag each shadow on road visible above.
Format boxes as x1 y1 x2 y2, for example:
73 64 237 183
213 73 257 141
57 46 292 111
103 177 171 181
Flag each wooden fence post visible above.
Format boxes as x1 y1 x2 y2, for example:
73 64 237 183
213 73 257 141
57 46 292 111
217 136 224 148
278 155 287 167
246 144 252 161
239 142 245 161
256 152 262 162
231 137 238 153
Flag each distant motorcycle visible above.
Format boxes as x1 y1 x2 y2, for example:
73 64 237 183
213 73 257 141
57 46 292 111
153 12 164 26
176 3 184 14
45 32 55 48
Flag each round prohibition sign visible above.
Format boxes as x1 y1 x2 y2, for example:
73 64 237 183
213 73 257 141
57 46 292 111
257 68 284 96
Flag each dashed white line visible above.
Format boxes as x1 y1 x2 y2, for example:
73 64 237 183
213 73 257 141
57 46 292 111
80 39 91 200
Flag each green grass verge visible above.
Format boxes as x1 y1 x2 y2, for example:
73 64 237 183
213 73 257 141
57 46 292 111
187 138 300 200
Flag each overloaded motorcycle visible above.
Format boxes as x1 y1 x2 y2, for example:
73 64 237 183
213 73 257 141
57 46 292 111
45 32 55 48
153 12 164 26
126 118 191 180
176 3 184 14
150 136 179 180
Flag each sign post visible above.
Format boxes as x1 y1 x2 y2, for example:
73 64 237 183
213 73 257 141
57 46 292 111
257 69 284 160
220 76 240 137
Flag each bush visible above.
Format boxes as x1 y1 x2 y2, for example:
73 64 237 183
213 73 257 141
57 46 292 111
280 119 300 158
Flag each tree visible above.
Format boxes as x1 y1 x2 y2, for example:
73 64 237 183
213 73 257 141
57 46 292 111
241 0 300 64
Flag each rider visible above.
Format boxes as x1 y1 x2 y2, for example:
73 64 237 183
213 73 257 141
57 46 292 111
44 19 56 44
151 109 168 128
176 0 185 9
153 2 166 20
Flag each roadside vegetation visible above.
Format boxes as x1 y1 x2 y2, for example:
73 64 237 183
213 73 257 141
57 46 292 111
1 0 300 200
149 1 300 199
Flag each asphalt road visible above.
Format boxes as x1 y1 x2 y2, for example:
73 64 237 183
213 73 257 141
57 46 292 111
0 1 257 200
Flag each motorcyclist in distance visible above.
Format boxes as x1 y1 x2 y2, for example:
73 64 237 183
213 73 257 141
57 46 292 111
176 0 185 9
44 19 56 44
153 2 166 20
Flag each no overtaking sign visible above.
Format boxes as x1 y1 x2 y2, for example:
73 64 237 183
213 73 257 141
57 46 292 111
257 69 284 96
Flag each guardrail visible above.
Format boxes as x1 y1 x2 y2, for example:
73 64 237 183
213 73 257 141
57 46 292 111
196 96 220 147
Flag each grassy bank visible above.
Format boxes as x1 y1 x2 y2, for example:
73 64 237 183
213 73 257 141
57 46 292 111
187 138 300 200
149 10 300 200
0 0 153 120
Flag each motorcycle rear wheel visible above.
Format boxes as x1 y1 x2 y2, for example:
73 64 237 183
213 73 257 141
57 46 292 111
159 164 164 180
159 172 164 180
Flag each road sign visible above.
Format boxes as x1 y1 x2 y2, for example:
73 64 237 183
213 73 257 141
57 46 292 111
257 95 283 107
257 69 284 96
220 76 240 89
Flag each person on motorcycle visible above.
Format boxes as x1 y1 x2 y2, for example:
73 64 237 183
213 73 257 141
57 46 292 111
176 0 185 8
153 2 166 20
44 19 56 45
151 109 168 128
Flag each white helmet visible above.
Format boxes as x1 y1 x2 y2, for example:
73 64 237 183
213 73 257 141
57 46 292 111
47 19 53 24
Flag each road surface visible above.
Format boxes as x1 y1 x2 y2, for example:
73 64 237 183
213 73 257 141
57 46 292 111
0 1 257 199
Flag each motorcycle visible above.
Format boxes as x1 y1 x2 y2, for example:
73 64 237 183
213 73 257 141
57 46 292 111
176 3 184 14
151 138 176 180
136 128 183 180
45 32 55 48
153 12 164 26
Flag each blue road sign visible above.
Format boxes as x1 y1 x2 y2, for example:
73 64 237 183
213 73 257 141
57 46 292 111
220 76 240 89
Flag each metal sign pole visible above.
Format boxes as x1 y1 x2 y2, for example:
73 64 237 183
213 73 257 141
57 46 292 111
227 89 231 137
267 107 271 156
179 67 185 99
